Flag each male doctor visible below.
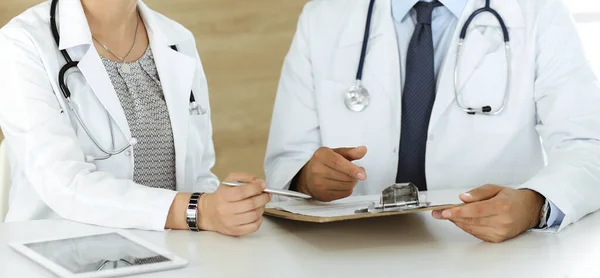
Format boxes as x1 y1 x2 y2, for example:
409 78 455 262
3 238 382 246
265 0 600 243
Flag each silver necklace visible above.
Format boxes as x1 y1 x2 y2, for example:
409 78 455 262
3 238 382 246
93 14 140 74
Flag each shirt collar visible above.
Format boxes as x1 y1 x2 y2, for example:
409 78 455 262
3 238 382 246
391 0 468 22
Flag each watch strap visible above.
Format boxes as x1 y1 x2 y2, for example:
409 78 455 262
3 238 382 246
538 198 550 229
186 192 203 232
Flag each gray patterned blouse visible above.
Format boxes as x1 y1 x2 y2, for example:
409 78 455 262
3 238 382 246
101 46 177 190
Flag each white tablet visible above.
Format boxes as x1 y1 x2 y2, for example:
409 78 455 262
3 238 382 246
9 231 188 278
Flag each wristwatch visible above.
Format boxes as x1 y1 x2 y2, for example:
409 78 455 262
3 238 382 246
537 198 551 229
186 192 204 232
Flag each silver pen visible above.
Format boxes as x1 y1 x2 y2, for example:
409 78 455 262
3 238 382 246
222 181 312 199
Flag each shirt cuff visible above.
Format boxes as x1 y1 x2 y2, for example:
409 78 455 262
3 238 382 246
546 200 565 228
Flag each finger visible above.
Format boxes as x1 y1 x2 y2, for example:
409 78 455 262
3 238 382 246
315 189 354 202
322 178 357 192
222 181 266 202
433 210 492 227
324 176 357 185
229 208 265 226
310 172 356 195
451 221 496 241
224 172 261 183
451 221 508 243
308 177 354 202
447 216 495 227
333 146 367 161
317 150 365 180
320 164 358 183
460 184 503 203
230 193 271 214
231 216 264 237
440 199 501 219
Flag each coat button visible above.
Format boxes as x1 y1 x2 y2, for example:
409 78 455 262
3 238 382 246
124 150 132 157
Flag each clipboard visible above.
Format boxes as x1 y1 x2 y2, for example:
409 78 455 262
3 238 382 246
264 183 463 223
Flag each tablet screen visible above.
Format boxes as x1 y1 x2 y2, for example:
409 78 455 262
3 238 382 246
23 233 171 274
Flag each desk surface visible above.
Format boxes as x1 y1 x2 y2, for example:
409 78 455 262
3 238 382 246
1 190 600 278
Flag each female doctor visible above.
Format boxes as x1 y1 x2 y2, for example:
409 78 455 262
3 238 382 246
0 0 270 236
265 0 600 242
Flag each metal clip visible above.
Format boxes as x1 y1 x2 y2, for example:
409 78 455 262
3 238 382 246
189 101 207 116
355 183 430 214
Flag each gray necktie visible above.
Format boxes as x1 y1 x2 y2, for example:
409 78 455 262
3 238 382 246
396 1 443 191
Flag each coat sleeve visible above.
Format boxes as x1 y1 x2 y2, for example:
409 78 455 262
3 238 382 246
264 3 322 190
0 29 177 231
518 0 600 232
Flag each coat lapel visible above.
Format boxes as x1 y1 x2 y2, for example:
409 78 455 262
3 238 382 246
429 0 524 129
338 0 401 128
361 0 402 112
338 0 386 47
149 45 195 188
77 50 133 140
139 1 196 188
59 0 132 140
58 0 197 187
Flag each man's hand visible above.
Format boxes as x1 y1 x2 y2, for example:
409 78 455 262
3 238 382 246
432 184 545 243
294 146 367 202
198 173 271 236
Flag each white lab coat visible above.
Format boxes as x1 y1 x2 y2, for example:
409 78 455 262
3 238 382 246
0 0 219 231
265 0 600 232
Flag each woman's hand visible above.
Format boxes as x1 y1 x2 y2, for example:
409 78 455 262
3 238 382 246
198 173 271 236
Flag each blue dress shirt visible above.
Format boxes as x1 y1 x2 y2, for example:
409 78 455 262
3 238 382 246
391 0 565 229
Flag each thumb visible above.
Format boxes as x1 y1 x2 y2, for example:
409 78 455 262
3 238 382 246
460 184 503 203
333 146 367 161
224 172 260 183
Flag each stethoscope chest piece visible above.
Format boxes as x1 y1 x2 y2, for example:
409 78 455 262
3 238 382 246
345 81 370 112
345 0 511 116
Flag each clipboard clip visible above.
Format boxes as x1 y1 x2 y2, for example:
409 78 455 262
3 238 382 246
355 183 431 214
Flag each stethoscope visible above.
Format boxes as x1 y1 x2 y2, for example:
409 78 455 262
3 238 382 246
346 0 511 115
50 0 206 162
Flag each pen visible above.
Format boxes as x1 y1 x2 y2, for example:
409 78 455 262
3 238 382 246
222 181 312 199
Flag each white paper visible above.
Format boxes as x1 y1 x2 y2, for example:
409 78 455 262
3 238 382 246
267 195 379 217
266 190 463 218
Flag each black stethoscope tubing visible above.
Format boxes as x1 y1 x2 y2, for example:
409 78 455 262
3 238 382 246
49 0 202 161
355 0 376 81
354 0 511 115
460 0 509 42
50 0 196 104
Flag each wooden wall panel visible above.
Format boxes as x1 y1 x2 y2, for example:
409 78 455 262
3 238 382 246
0 0 309 180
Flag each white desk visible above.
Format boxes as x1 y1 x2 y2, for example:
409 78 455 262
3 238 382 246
2 191 600 278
